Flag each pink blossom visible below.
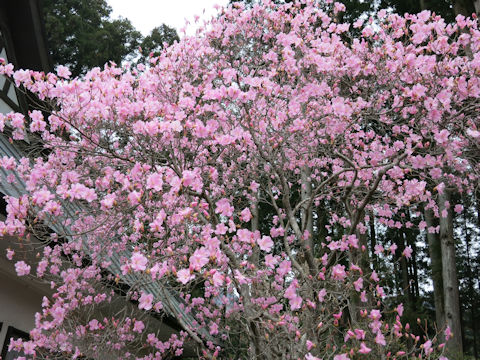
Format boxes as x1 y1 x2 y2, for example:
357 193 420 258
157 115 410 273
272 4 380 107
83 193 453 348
215 223 228 235
353 277 363 292
318 289 327 303
130 252 148 271
270 226 285 237
333 354 350 360
88 319 100 330
264 254 278 268
358 342 372 354
454 204 464 213
375 332 386 346
389 243 398 255
428 226 438 234
423 340 433 355
189 247 209 270
133 320 145 333
467 128 480 138
436 90 451 109
306 340 315 351
419 221 427 230
56 65 71 79
331 264 347 281
237 228 253 243
6 248 14 260
333 2 346 14
154 301 163 312
146 172 163 191
212 271 224 287
430 168 442 179
396 303 404 316
354 329 366 340
215 198 234 217
100 194 116 209
9 113 24 130
277 260 291 276
127 190 142 205
138 292 154 311
182 170 202 192
209 322 219 335
284 280 298 299
369 309 382 321
347 234 359 248
436 182 446 195
250 181 260 192
289 295 303 310
177 269 194 284
445 326 452 340
332 97 353 118
402 246 413 259
411 84 426 99
51 305 66 322
240 207 252 222
23 341 35 355
8 339 23 355
15 261 31 276
29 110 46 132
257 235 274 252
353 18 364 28
44 200 61 215
374 244 384 255
370 271 380 282
435 129 450 145
68 183 97 202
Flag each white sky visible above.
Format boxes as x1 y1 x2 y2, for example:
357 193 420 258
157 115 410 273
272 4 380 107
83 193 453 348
108 0 230 36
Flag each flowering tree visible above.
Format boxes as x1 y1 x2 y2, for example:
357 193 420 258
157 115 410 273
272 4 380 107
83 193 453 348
1 0 480 359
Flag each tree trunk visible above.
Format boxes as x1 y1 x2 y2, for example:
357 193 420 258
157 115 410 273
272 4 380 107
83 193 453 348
454 0 476 16
399 229 414 308
250 193 260 266
301 167 314 241
369 212 378 271
424 207 446 334
406 211 420 298
410 251 420 298
439 191 463 359
465 221 479 359
475 0 480 13
301 167 316 276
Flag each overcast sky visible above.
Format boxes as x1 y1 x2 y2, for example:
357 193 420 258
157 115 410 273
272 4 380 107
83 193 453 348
108 0 230 36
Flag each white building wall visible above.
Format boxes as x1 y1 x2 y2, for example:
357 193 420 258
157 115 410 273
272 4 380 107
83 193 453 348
0 268 45 349
0 227 50 356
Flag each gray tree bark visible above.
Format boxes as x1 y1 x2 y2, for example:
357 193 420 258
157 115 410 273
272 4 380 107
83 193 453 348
438 191 463 359
475 0 480 13
424 207 446 336
454 0 476 16
250 193 260 266
301 167 314 243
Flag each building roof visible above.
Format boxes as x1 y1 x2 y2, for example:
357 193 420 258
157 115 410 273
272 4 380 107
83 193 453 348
0 0 51 73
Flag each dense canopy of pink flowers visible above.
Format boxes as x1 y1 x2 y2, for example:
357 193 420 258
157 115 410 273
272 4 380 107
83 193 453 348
1 0 479 358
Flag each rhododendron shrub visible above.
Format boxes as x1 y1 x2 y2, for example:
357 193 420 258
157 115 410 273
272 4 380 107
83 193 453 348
1 0 479 359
